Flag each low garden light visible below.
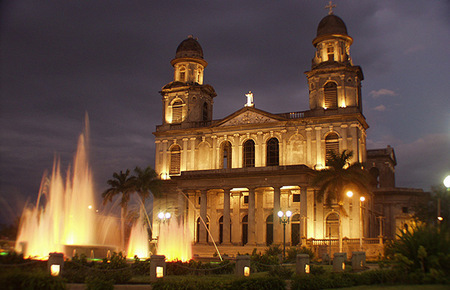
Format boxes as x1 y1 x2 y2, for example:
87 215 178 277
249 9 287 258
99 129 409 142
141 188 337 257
278 210 292 261
47 252 64 277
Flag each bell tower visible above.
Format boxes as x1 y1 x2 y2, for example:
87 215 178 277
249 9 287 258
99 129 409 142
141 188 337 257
305 12 363 112
160 36 216 126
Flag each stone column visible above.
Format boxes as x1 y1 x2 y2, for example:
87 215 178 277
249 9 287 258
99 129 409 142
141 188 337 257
273 186 282 244
300 187 308 243
256 190 264 244
247 187 256 245
340 125 348 151
189 137 196 170
199 189 208 243
306 128 312 165
315 127 322 166
231 192 241 244
182 138 188 171
223 188 231 244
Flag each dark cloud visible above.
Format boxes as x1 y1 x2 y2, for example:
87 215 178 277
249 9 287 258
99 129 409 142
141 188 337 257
1 0 449 224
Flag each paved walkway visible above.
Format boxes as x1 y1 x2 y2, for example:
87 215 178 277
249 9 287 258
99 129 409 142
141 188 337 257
68 284 152 289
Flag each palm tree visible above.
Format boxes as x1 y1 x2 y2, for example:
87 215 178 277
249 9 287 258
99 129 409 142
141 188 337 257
312 150 372 207
102 169 136 249
133 166 161 206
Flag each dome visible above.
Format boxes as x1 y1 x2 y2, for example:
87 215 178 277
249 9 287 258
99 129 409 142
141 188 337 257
316 14 348 37
175 36 204 59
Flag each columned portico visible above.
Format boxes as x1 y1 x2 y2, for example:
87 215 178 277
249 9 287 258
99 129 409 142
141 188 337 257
273 186 282 244
247 187 256 245
222 188 231 244
199 189 208 243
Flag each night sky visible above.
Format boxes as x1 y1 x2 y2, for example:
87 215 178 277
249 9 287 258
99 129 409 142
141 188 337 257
1 1 449 225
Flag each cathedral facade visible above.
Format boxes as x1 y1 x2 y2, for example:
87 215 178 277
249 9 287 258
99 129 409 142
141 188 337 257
151 12 423 254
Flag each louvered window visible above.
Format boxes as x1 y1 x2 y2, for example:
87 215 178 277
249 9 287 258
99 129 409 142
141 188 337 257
221 141 232 169
172 101 183 123
324 82 337 109
325 133 339 166
169 145 181 175
266 138 279 166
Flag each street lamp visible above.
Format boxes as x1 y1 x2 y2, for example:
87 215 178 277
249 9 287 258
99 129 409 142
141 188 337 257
157 212 171 240
278 210 292 261
359 196 365 250
439 175 450 224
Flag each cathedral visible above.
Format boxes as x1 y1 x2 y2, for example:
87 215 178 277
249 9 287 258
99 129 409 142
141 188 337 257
151 11 425 257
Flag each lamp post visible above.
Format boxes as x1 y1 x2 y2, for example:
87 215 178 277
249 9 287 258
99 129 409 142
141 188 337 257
359 196 365 250
440 175 450 225
278 210 292 261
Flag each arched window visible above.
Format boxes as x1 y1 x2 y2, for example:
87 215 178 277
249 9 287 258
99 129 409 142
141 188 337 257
369 167 380 188
326 213 340 238
242 215 248 245
266 214 273 246
218 216 232 244
325 133 339 166
324 82 337 109
172 100 183 123
202 102 208 121
291 214 301 246
266 138 279 166
169 145 181 175
243 140 255 167
221 141 232 169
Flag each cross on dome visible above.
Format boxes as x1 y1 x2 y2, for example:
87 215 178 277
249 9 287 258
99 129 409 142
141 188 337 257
325 1 336 15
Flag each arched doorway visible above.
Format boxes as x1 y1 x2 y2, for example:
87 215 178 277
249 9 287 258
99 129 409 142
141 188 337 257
291 214 301 246
325 213 340 238
242 215 248 245
266 214 273 245
218 216 232 244
196 217 209 243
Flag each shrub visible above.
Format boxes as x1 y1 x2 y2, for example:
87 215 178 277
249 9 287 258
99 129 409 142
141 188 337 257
0 269 65 290
386 223 450 275
85 275 114 290
286 246 315 263
268 264 293 279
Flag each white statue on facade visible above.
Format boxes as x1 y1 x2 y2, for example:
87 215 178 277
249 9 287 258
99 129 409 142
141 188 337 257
245 91 254 107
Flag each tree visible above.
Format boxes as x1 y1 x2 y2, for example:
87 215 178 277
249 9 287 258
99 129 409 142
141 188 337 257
133 166 161 206
312 150 372 207
102 169 136 249
413 184 449 226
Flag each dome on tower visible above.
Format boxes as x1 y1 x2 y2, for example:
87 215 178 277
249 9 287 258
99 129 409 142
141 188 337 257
175 36 204 59
316 14 348 37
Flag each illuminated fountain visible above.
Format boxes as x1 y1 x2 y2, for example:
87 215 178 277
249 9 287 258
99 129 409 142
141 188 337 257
15 118 120 259
126 208 150 259
15 116 196 262
156 212 192 262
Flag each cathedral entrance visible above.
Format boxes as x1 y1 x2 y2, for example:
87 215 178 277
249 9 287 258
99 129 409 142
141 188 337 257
266 214 273 245
325 213 340 238
291 214 301 246
242 215 248 245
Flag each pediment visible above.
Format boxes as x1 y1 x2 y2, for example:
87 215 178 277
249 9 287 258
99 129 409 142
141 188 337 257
216 108 283 127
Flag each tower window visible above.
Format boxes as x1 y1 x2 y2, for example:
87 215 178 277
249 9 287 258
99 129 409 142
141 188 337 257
179 68 186 82
266 138 279 166
324 82 337 109
293 194 301 203
325 133 339 166
243 140 255 167
172 100 183 123
202 102 208 121
327 46 334 61
169 145 181 175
